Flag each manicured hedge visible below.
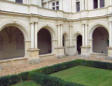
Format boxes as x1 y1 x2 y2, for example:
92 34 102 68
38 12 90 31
1 59 112 86
78 60 112 70
29 72 83 86
0 72 29 86
31 59 80 74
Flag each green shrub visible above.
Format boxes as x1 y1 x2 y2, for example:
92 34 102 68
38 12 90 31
0 75 20 86
18 72 29 81
32 60 80 74
0 72 29 86
78 60 112 70
29 72 84 86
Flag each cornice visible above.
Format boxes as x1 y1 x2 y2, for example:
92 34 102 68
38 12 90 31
0 8 110 22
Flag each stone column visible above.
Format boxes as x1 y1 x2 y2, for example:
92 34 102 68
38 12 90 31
84 0 88 10
60 0 63 10
81 23 91 56
52 39 57 55
34 22 38 49
55 24 64 57
108 21 112 57
28 22 40 64
89 39 93 54
81 0 85 11
98 0 100 8
67 24 75 56
25 41 30 57
30 22 35 48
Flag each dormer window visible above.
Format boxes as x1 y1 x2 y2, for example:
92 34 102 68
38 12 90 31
16 0 23 3
52 1 59 10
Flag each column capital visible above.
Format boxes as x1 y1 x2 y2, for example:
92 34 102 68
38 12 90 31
34 22 38 24
30 21 38 24
56 24 63 26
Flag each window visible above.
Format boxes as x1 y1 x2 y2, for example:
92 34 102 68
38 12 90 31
52 1 59 10
93 0 105 9
16 0 23 3
76 1 80 12
93 0 98 9
56 1 59 5
52 2 55 6
56 6 59 10
100 0 105 8
52 7 55 10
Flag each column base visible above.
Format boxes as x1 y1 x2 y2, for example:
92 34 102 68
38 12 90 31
55 47 64 57
66 46 76 56
27 48 40 64
81 46 91 56
108 47 112 57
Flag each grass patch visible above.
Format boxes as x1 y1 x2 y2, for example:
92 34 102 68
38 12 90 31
11 81 40 86
51 66 112 86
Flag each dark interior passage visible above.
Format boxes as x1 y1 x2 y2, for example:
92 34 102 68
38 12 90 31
38 29 52 55
93 27 109 54
0 26 25 60
77 35 82 54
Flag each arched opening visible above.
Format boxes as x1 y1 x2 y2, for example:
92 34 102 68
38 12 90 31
0 26 25 60
38 28 52 55
92 27 109 54
62 34 67 55
77 35 82 54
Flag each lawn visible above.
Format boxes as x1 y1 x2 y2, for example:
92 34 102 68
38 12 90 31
12 81 40 86
51 66 112 86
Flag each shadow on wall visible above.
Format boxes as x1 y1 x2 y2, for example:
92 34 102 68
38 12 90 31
92 27 109 54
0 26 25 60
38 28 52 55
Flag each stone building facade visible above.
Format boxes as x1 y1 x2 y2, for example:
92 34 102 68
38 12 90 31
0 0 112 63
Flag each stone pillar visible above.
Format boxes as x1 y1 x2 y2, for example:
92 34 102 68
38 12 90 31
98 0 100 8
55 24 64 57
34 22 38 49
108 21 112 57
27 48 40 64
81 0 84 11
81 23 91 56
52 39 57 55
84 0 88 10
73 38 77 55
28 22 40 64
88 39 93 54
60 0 63 10
67 23 75 56
31 22 35 48
25 41 30 57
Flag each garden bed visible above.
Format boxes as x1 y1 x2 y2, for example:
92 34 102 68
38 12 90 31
51 66 112 86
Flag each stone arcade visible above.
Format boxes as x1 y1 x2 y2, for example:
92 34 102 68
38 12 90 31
0 0 112 63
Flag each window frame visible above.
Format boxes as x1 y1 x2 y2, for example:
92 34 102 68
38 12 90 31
52 1 59 10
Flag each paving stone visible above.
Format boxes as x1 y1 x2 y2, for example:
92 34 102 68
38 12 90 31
0 56 112 77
